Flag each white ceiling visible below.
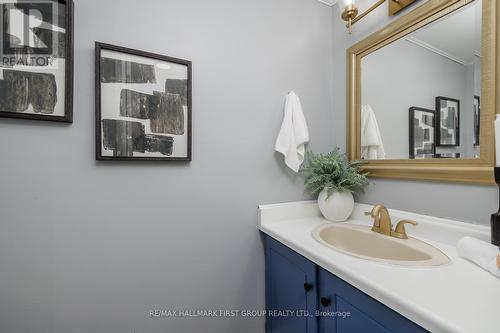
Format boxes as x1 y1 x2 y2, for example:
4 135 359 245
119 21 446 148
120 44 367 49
407 1 481 64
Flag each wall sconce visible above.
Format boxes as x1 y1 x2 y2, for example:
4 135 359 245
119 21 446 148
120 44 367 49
338 0 416 33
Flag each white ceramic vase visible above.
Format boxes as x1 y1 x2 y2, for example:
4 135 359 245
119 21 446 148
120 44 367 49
317 189 354 222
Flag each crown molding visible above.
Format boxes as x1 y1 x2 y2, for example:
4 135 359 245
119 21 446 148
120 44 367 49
405 36 469 65
317 0 337 6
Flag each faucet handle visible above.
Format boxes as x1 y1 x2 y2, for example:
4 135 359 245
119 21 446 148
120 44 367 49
364 205 380 217
392 220 418 239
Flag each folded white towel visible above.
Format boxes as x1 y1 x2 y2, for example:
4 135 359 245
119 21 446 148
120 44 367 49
274 91 310 173
457 237 500 278
361 105 386 160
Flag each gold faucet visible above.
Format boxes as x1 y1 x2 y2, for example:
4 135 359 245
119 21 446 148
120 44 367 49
365 205 418 239
365 205 393 236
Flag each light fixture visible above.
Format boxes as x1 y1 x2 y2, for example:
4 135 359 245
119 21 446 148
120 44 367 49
338 0 416 33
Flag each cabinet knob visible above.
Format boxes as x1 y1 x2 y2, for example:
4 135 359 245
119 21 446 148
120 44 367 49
321 297 331 307
303 283 313 292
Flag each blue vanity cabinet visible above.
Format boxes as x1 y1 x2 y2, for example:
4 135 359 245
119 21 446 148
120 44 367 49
317 268 428 333
265 236 318 333
264 235 429 333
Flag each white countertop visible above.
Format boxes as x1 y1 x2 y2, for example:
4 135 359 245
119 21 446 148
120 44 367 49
258 201 500 333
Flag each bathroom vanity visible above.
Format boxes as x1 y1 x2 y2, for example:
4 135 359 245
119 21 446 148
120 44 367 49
259 201 499 333
265 236 426 333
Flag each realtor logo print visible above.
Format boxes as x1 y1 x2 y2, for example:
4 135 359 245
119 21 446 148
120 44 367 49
1 0 57 66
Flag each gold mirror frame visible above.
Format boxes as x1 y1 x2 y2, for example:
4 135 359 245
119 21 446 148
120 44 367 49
347 0 497 184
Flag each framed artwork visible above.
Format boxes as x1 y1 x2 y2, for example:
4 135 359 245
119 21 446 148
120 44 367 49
0 0 74 122
409 107 436 159
95 42 192 161
435 153 461 159
436 96 460 147
473 95 480 146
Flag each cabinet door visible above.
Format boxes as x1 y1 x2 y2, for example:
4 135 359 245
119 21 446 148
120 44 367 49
265 236 318 333
318 268 428 333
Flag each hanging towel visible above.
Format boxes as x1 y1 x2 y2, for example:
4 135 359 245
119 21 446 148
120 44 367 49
274 91 310 173
361 105 386 160
457 237 500 278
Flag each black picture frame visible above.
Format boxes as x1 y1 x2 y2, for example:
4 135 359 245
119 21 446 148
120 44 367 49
409 107 436 159
473 95 480 146
95 42 192 161
436 96 460 147
409 106 436 159
0 0 74 123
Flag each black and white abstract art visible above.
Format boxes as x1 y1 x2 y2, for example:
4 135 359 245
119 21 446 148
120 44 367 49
95 43 192 161
0 0 73 122
435 153 461 159
436 96 460 147
409 107 435 159
473 95 480 146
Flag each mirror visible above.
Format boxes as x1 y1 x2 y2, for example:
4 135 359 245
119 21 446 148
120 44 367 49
347 0 496 184
361 0 482 160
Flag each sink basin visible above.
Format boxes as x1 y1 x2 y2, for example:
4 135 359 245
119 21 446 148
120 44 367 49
312 223 450 266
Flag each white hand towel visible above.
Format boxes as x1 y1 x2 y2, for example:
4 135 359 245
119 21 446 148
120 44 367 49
361 105 386 160
274 91 310 172
457 237 500 278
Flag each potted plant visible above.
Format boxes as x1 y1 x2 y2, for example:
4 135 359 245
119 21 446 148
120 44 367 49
303 148 368 222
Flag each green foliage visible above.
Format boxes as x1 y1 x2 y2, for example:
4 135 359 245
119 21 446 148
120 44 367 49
303 148 369 196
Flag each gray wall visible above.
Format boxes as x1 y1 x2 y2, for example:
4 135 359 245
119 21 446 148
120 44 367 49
362 39 469 158
463 59 482 158
332 0 497 225
0 1 334 332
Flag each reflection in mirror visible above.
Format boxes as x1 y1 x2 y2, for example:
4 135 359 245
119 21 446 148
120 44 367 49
361 0 482 160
